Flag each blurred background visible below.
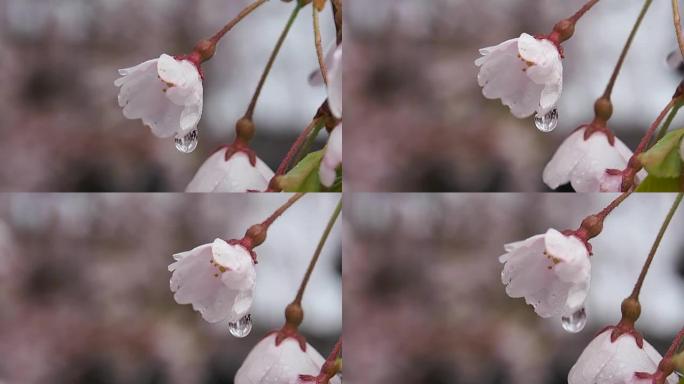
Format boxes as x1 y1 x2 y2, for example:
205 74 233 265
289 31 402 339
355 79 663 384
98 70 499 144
0 193 342 383
345 0 684 191
0 0 336 191
344 193 684 384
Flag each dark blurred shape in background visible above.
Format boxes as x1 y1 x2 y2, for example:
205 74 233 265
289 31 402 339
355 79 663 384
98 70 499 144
0 0 335 191
0 194 341 383
344 193 684 384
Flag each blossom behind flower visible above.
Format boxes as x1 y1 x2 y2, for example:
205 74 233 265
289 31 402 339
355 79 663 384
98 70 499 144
185 149 275 193
234 334 341 384
543 126 641 192
568 330 678 384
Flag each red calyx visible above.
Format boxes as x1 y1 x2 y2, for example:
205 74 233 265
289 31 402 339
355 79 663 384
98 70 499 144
267 323 307 352
561 229 593 255
215 138 258 166
597 320 644 349
297 369 334 384
534 34 565 58
227 238 258 264
174 52 205 80
576 120 616 146
633 369 671 384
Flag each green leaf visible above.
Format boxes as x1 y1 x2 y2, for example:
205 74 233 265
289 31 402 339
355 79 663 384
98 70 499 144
679 376 684 384
635 175 682 192
280 150 325 192
638 128 684 178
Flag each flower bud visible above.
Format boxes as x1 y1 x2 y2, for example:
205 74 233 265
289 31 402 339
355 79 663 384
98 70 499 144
246 224 267 247
621 297 641 323
285 302 304 327
236 118 256 142
553 19 575 43
594 97 613 122
194 39 216 63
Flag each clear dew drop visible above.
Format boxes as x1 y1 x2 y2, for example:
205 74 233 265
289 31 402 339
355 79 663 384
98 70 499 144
228 314 253 338
534 108 559 133
174 129 199 154
561 307 587 333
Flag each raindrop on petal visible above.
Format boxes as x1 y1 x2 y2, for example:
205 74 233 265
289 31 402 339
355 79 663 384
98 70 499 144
534 108 559 132
228 314 253 338
561 307 587 333
175 129 199 153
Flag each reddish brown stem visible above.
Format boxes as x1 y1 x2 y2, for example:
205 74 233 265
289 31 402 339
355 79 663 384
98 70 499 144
635 100 676 158
261 193 306 229
208 0 269 45
664 326 684 360
274 117 322 176
568 0 601 24
596 191 632 220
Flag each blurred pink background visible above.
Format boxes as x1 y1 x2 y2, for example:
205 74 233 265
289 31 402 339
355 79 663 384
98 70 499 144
0 193 341 383
0 0 335 191
345 0 684 191
344 193 684 383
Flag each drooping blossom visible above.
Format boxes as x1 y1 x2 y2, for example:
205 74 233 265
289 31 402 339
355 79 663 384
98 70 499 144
234 334 341 384
500 228 590 318
185 149 275 193
319 125 342 188
568 330 678 384
476 33 563 119
169 238 256 324
115 54 203 140
543 126 643 192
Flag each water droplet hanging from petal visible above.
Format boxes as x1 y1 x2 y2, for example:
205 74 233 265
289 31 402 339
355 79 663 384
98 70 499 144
229 314 253 338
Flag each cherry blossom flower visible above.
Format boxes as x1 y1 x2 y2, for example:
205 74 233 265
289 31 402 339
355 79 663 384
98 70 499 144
311 45 342 119
568 330 678 384
499 228 590 318
319 124 342 188
169 238 256 324
326 45 342 119
543 127 643 192
185 149 275 193
476 33 563 119
115 54 203 140
234 334 341 384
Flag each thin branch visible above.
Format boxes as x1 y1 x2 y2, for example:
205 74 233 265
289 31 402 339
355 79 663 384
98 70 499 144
209 0 269 44
244 4 302 120
294 199 342 305
313 6 329 85
629 193 683 300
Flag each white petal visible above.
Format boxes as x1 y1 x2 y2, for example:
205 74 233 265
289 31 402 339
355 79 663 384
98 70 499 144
500 230 591 318
234 335 329 384
319 125 343 187
543 128 634 192
476 34 563 118
327 45 343 119
569 331 676 384
169 239 256 323
185 150 275 193
115 54 203 138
